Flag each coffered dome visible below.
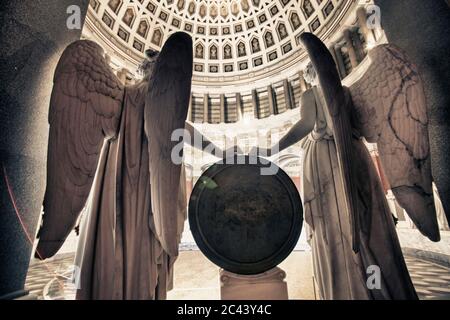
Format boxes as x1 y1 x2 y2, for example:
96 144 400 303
86 0 355 85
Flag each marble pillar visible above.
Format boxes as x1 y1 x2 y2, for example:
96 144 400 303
283 79 294 110
0 0 89 299
219 94 226 123
203 93 209 123
328 42 343 79
343 29 359 69
235 92 243 121
351 28 366 62
267 85 276 115
251 89 259 119
187 94 193 122
333 44 348 79
374 0 450 225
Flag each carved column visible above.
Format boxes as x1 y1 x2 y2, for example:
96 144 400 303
283 79 294 109
343 29 359 69
334 44 348 79
327 42 338 65
267 85 276 115
220 94 226 123
0 0 90 299
235 92 243 121
328 42 344 79
351 28 366 61
203 93 209 123
252 89 259 119
187 94 193 122
374 0 450 225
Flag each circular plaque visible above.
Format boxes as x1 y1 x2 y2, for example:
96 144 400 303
189 156 303 275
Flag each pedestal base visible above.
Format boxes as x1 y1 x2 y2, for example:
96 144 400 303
220 267 288 300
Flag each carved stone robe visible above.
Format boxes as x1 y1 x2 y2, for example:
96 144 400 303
74 79 183 300
301 87 418 300
35 34 193 300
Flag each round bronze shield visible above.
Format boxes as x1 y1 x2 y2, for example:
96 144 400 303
189 156 303 275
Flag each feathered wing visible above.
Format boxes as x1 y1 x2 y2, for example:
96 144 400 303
36 40 124 258
300 33 361 252
349 44 441 241
145 32 193 256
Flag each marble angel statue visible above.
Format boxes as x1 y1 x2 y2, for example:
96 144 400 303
34 32 232 300
255 33 445 299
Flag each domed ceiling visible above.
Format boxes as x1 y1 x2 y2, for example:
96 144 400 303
86 0 355 85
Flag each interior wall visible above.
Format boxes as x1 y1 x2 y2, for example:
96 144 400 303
0 0 89 299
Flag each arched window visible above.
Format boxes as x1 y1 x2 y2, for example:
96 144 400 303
195 43 204 59
223 44 232 59
251 37 261 53
209 44 218 59
122 8 135 27
264 31 275 48
137 20 149 38
151 29 163 46
289 12 302 30
302 0 315 19
277 23 289 40
237 42 247 57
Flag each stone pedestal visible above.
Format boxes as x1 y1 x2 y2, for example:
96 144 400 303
220 267 288 300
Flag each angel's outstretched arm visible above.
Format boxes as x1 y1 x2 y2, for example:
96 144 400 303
255 90 316 156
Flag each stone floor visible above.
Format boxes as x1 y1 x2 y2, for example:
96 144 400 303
25 250 450 300
404 255 450 299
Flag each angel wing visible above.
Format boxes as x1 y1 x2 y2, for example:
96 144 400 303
36 40 124 258
349 44 440 241
145 32 193 256
300 32 441 242
300 33 361 252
